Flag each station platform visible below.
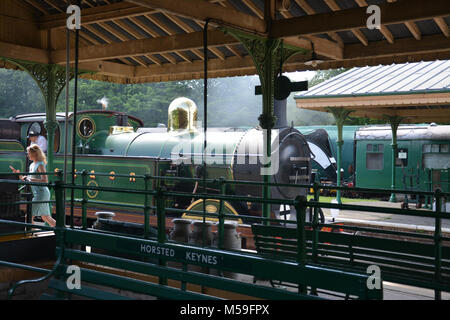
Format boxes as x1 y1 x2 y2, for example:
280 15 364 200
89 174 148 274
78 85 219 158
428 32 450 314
322 199 450 232
1 263 448 300
0 202 448 300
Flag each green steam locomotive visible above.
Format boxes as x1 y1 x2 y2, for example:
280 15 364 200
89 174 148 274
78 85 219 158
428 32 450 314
0 98 312 225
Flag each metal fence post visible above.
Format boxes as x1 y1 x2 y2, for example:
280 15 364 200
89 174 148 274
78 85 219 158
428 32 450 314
295 195 307 294
217 178 226 250
424 169 431 209
54 180 65 254
312 182 320 263
156 187 167 285
144 174 151 239
81 170 87 230
434 188 442 300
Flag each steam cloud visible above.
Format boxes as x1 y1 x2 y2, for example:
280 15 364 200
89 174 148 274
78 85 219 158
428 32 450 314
97 96 109 110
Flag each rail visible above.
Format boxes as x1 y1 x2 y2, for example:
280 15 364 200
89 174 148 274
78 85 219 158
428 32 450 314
0 170 449 299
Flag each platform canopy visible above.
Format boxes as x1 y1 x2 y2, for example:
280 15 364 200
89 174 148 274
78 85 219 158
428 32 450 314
1 0 450 83
295 60 450 123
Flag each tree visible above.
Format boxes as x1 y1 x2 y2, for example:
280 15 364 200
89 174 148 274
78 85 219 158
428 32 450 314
0 69 45 117
308 68 348 87
287 69 350 126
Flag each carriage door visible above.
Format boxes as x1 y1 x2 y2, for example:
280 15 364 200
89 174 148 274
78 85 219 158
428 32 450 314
423 143 450 192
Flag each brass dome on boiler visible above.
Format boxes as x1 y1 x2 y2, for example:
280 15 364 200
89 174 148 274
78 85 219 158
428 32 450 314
167 97 198 132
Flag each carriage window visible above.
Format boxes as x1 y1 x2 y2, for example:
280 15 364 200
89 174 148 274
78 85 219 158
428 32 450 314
423 144 431 153
367 144 384 153
366 154 384 170
440 144 449 153
431 144 440 153
366 144 384 170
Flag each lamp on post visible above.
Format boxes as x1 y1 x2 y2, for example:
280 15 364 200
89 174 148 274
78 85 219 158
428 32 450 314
304 41 324 68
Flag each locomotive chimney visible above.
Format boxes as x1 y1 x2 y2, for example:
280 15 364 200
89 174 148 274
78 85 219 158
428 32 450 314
255 76 308 129
274 99 288 128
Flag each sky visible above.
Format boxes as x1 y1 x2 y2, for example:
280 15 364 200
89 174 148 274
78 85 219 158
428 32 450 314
285 70 316 82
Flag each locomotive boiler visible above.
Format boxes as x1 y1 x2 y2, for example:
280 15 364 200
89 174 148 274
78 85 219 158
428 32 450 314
100 97 312 220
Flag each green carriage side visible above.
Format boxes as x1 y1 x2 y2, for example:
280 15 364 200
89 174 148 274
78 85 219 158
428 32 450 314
355 124 450 193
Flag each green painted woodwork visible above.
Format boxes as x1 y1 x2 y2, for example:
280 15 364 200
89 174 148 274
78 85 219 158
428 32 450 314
252 223 449 289
61 249 319 300
2 174 450 299
328 108 352 204
61 228 381 299
355 139 450 192
52 155 171 212
386 116 403 202
0 141 26 174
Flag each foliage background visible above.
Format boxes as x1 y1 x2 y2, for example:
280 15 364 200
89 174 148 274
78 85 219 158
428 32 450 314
0 67 402 127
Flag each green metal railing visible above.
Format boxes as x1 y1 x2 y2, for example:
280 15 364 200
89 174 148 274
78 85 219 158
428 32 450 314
0 170 449 299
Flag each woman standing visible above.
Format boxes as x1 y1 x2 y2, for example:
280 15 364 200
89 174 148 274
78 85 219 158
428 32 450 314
10 144 56 227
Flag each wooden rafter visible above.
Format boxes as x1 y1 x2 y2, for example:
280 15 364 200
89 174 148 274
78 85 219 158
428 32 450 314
434 17 450 37
293 0 344 47
125 0 266 34
353 0 394 44
323 0 369 46
51 30 240 63
39 2 156 29
271 0 450 38
387 0 421 40
24 0 49 15
1 0 450 84
344 34 450 59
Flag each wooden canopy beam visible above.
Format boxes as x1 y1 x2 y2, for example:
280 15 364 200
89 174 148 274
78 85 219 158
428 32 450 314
0 41 49 64
295 106 450 123
39 2 157 29
271 0 450 38
125 0 266 34
344 34 450 59
51 30 239 64
296 92 450 110
51 28 449 65
284 36 343 60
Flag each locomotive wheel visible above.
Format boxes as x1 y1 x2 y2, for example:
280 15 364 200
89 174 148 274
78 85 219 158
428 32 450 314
182 199 243 224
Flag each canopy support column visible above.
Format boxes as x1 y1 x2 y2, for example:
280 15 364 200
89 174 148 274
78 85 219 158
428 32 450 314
0 59 72 177
222 28 307 223
328 108 352 204
44 65 68 176
387 116 403 203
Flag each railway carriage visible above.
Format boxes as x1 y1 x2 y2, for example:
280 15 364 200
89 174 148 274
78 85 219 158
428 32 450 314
298 124 450 197
355 125 450 193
